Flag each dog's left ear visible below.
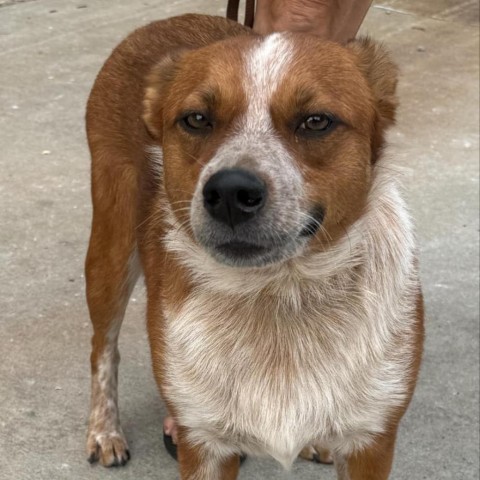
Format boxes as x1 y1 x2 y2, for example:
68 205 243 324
347 37 399 161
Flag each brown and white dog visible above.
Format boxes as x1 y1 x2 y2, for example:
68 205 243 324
85 14 424 480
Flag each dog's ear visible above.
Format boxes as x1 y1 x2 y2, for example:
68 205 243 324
347 37 399 126
143 51 186 139
347 37 399 161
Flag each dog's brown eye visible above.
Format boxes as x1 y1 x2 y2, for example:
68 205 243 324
299 114 332 132
182 113 212 132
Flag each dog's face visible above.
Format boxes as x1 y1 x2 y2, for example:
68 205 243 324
144 34 397 267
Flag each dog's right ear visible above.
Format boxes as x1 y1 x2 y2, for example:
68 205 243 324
143 51 185 139
346 37 399 162
346 37 398 128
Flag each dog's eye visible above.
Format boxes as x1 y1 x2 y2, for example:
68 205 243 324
181 113 212 133
296 113 335 136
298 114 333 133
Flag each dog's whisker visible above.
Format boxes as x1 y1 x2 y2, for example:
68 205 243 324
136 210 161 231
184 151 206 167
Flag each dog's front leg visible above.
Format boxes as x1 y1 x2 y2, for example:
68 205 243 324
85 200 139 466
334 430 397 480
176 427 240 480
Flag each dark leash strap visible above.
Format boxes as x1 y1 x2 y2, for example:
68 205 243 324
226 0 256 28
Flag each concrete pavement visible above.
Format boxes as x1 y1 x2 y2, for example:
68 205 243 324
0 1 478 479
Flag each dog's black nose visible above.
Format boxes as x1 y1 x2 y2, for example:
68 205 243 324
203 168 266 228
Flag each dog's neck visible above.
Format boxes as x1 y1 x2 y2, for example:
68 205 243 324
160 160 416 309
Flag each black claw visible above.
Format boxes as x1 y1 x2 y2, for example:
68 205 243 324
110 444 130 468
111 454 130 468
312 453 321 464
87 453 98 464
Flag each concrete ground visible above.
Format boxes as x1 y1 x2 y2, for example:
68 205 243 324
0 0 479 479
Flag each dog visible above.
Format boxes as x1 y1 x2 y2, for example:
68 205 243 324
84 13 424 480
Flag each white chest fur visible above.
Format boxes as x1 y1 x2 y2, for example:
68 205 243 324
162 171 419 468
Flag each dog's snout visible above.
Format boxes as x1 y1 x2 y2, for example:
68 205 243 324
203 168 266 227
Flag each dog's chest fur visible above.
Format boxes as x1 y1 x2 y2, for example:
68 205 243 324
161 172 419 467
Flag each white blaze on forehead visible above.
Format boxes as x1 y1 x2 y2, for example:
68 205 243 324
243 33 294 132
196 32 299 181
190 32 303 244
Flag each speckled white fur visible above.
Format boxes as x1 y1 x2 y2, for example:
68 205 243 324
87 249 140 454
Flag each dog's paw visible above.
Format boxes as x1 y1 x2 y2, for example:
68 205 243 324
299 443 334 464
87 430 130 467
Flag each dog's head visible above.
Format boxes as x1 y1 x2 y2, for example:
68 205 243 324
144 33 398 267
